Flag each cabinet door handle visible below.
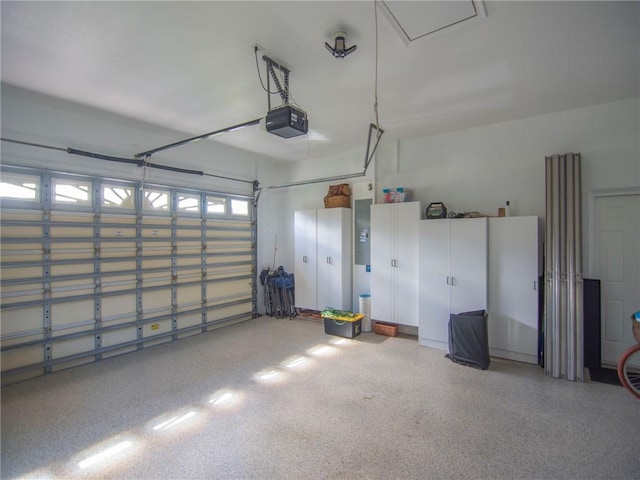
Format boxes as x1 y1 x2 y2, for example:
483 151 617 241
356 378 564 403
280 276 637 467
327 257 332 265
446 276 450 285
451 276 456 286
303 255 307 263
391 259 395 267
534 280 537 291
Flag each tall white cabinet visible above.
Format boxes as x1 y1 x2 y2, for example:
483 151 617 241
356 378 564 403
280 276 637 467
418 218 488 349
294 209 318 311
294 208 352 312
488 216 540 364
370 202 422 327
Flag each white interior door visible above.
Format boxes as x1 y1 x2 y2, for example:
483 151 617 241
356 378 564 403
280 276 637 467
595 194 640 366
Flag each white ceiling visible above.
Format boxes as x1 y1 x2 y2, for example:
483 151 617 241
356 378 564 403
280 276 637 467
1 1 638 163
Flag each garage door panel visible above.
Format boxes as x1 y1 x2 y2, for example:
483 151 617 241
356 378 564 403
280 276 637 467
1 170 256 384
102 278 136 294
1 265 42 280
1 283 44 303
143 258 172 270
142 337 172 348
101 295 136 319
102 345 137 359
1 212 42 222
177 241 201 251
207 279 252 300
0 244 43 263
177 329 201 340
141 224 171 236
101 227 136 238
206 254 252 266
176 230 200 239
178 268 201 279
51 243 94 261
100 245 136 258
50 213 92 223
207 267 252 281
143 290 172 312
51 282 93 299
177 312 201 330
50 226 93 237
177 285 202 307
51 263 93 277
177 257 202 268
3 225 42 238
101 260 136 273
205 242 252 255
102 326 137 348
1 346 43 372
101 215 136 224
0 307 44 336
52 357 93 372
2 333 44 351
2 370 41 386
143 319 172 338
102 315 137 330
51 300 93 329
142 217 171 226
142 242 172 255
142 274 172 289
208 302 252 321
52 336 94 359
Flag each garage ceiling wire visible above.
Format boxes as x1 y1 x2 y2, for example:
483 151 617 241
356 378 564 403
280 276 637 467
134 117 263 158
0 137 255 185
374 0 381 137
253 123 383 203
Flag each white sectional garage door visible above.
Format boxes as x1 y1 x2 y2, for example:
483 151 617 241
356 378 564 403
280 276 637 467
1 167 256 385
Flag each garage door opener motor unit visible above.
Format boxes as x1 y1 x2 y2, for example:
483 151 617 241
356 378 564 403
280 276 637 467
261 52 308 139
266 105 308 138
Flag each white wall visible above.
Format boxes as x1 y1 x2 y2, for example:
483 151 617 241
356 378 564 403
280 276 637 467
266 98 640 283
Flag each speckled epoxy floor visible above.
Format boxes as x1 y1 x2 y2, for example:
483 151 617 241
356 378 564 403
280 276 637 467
2 316 639 480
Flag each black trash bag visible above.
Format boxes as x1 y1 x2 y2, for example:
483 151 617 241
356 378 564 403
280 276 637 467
445 310 490 370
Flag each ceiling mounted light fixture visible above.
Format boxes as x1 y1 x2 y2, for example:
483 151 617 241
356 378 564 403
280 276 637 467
325 31 357 59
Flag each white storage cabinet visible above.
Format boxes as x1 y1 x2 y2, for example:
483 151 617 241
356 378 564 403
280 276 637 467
370 202 422 327
418 217 488 349
488 216 540 364
294 208 352 312
294 209 318 311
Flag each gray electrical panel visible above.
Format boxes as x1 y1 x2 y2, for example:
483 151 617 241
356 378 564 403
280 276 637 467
354 199 372 266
